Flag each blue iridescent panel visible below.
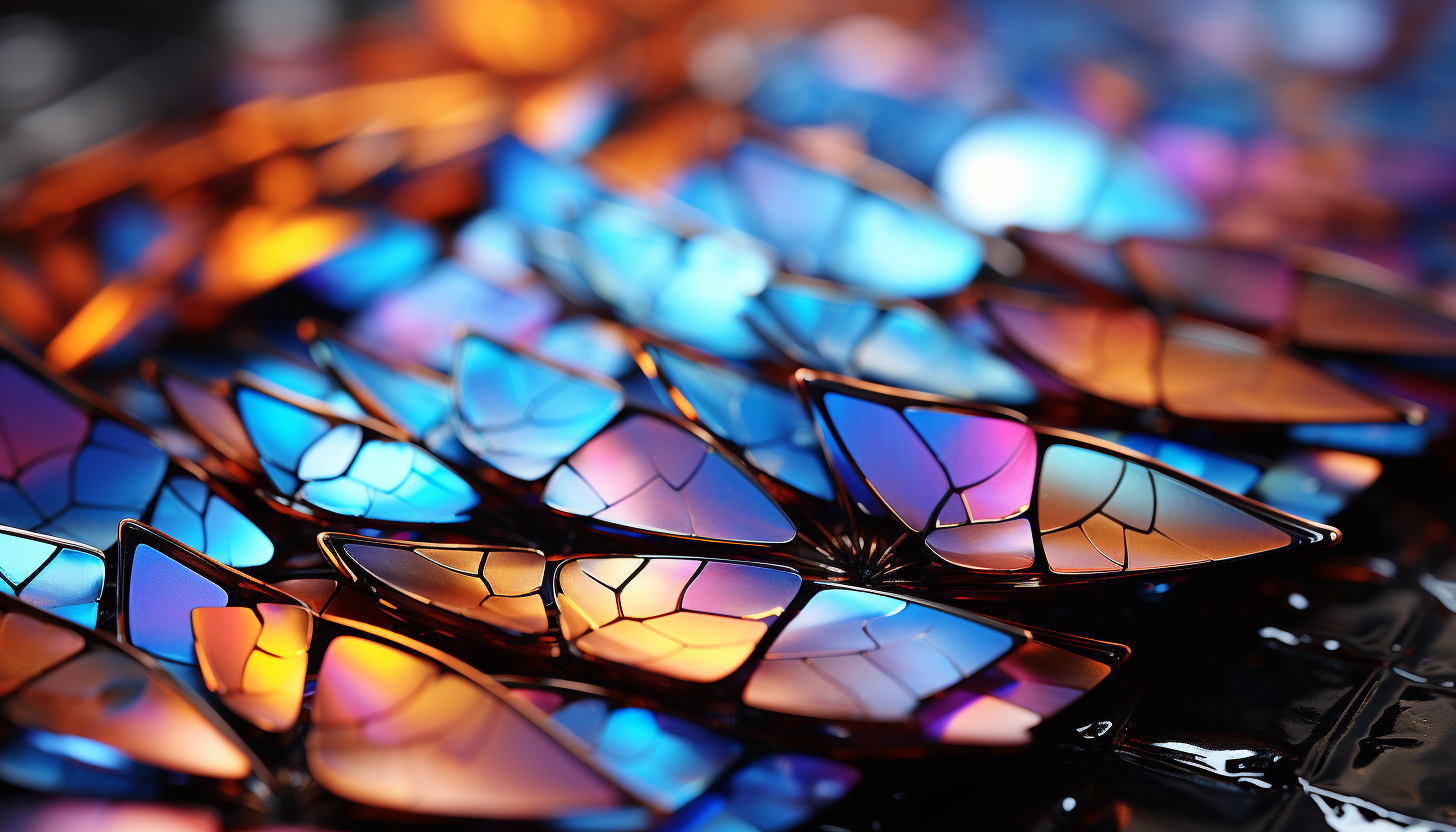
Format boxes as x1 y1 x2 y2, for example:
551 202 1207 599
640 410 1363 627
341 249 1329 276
0 528 104 626
306 335 468 464
543 414 796 544
125 542 228 665
748 281 1035 404
237 387 478 523
351 260 562 371
742 588 1016 721
301 217 437 310
240 352 367 419
0 361 168 550
1081 430 1262 495
573 201 773 360
723 142 982 297
551 698 742 812
491 136 600 230
726 142 854 275
535 316 634 379
452 335 625 481
145 474 273 568
646 346 832 499
709 754 859 832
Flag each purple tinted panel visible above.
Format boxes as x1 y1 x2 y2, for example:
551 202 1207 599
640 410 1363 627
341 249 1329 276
960 435 1037 521
925 520 1036 571
822 393 948 531
903 408 1032 488
0 364 88 474
810 408 884 516
127 543 228 664
544 415 795 544
681 562 801 619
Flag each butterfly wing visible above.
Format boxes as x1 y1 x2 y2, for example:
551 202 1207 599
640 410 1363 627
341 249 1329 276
801 372 1340 575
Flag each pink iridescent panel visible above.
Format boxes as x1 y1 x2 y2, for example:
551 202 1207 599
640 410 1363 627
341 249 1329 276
816 390 1037 572
542 415 796 544
557 557 801 683
1037 444 1291 574
307 636 625 818
742 589 1016 722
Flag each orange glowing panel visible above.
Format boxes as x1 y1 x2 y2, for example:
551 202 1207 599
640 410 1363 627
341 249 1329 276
586 101 737 194
307 635 628 818
556 556 801 683
192 602 313 732
201 206 362 305
319 533 550 635
420 0 607 75
0 611 85 695
987 291 1414 423
0 602 254 781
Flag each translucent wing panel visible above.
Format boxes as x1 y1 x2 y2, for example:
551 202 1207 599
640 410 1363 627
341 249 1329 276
543 415 796 544
987 299 1160 407
307 334 455 450
332 537 549 634
306 635 628 819
1295 274 1456 355
116 520 315 734
752 280 1034 403
547 696 742 811
647 346 832 499
0 361 167 550
989 294 1408 423
192 603 312 732
572 201 774 360
0 528 104 627
145 474 273 568
556 556 801 682
237 386 478 523
1122 240 1295 328
1160 321 1408 423
0 602 252 780
1080 430 1262 495
452 335 624 481
742 588 1017 721
1037 444 1294 573
917 639 1116 746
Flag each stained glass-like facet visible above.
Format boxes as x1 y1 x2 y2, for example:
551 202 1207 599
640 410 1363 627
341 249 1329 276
543 415 796 544
556 556 801 682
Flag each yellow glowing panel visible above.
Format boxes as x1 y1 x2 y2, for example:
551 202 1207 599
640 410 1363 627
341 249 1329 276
192 603 312 732
556 557 800 683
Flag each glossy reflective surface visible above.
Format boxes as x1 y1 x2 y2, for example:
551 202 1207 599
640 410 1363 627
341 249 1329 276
557 556 801 682
543 415 796 544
